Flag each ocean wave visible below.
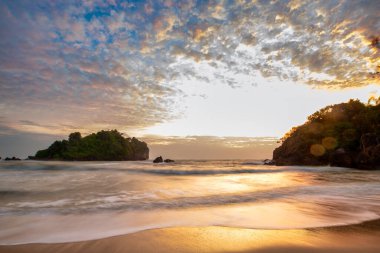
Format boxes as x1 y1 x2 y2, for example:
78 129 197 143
125 166 339 176
0 166 281 175
4 183 380 215
6 199 72 208
240 161 264 165
1 206 379 245
127 168 280 175
1 189 291 214
0 190 32 197
0 160 347 176
0 163 331 175
1 160 380 245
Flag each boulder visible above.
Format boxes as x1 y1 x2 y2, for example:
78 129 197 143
153 156 163 163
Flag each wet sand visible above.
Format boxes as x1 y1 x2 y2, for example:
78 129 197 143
1 219 380 253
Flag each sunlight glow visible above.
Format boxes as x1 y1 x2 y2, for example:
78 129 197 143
143 81 380 138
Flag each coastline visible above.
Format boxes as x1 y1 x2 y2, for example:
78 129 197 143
1 219 380 253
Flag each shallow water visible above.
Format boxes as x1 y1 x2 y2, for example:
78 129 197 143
1 160 380 244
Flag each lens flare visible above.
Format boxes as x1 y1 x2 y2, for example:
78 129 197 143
310 144 326 157
322 137 338 150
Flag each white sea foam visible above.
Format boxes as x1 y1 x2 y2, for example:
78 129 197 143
7 199 72 208
0 203 379 245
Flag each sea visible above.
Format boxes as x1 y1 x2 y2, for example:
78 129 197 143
1 160 380 245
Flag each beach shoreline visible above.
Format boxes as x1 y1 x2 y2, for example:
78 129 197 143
1 219 380 253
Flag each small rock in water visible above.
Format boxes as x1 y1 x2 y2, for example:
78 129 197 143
263 159 274 165
153 156 163 163
164 159 175 163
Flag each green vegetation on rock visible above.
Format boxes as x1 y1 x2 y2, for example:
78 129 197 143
33 130 149 161
273 98 380 169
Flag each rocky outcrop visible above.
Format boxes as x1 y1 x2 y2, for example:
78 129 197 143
274 132 380 170
272 99 380 170
273 136 328 166
329 149 356 168
32 130 149 161
263 159 275 165
153 156 163 163
153 156 175 163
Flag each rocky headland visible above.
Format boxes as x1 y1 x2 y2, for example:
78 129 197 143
30 130 149 161
273 99 380 169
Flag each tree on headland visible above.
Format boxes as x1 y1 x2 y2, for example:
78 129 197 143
68 132 81 144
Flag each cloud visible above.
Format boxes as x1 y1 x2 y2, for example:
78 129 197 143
168 0 380 88
0 121 65 158
0 0 378 137
0 1 184 135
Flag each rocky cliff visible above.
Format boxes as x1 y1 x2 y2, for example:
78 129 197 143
273 99 380 169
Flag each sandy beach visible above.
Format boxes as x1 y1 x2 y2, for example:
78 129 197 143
1 219 380 253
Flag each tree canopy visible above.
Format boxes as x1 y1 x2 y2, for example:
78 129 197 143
33 130 149 161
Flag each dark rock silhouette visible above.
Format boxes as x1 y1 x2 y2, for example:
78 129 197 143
263 159 274 165
356 134 380 169
31 130 149 161
153 157 175 163
4 157 21 161
330 149 355 168
153 156 163 163
273 99 380 169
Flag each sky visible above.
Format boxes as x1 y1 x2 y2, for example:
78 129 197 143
0 0 379 159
